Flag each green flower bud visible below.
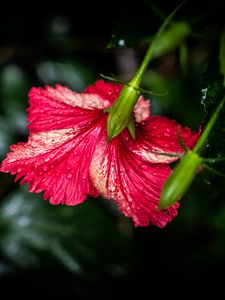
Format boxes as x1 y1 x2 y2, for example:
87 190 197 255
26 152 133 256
106 1 187 141
107 84 141 140
159 151 203 209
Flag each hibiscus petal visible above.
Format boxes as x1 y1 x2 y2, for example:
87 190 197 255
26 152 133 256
90 130 179 228
0 120 105 205
134 96 150 123
130 116 200 163
28 84 110 132
84 79 123 104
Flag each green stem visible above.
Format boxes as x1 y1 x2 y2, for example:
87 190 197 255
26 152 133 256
107 0 186 141
130 0 186 88
193 94 225 154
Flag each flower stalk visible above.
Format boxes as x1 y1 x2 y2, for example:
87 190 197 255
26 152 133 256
107 1 186 141
159 94 225 209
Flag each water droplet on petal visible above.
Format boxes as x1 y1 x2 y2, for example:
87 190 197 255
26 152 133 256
141 164 148 170
103 100 110 107
67 173 73 179
109 186 116 192
43 166 48 172
44 158 50 162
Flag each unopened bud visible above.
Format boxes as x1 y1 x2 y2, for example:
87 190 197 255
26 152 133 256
159 151 203 209
107 84 141 140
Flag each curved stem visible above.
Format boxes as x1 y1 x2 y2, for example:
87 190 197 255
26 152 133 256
130 0 186 88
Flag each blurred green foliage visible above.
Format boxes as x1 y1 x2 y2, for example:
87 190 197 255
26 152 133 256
0 0 225 299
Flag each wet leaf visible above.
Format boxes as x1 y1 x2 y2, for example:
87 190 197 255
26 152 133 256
200 55 225 201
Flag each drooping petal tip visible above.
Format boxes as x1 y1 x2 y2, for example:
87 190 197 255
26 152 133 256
90 129 179 228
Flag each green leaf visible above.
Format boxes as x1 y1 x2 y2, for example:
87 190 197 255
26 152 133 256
219 29 225 87
152 21 191 59
200 56 225 202
201 57 224 111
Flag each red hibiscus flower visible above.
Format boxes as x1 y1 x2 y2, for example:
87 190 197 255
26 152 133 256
0 80 198 227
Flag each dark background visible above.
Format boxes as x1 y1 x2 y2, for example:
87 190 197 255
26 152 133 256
1 0 225 299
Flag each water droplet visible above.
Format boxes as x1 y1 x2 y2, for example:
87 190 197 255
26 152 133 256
44 158 50 162
43 166 48 172
109 186 116 193
67 173 73 179
17 168 21 172
141 164 148 170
